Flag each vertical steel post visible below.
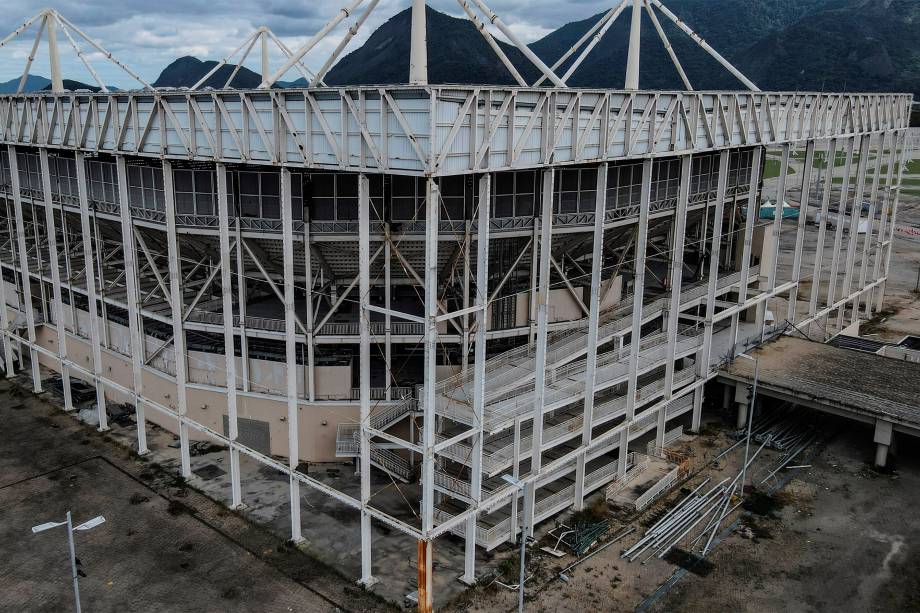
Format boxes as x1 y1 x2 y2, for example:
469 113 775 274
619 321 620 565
0 193 13 375
870 131 899 312
39 149 72 411
303 208 316 401
46 11 63 93
877 130 906 311
217 164 243 508
697 150 730 427
857 131 888 320
659 155 692 446
281 167 303 543
75 153 113 441
526 169 554 534
358 172 376 586
619 159 651 474
624 0 642 89
117 157 151 445
787 140 816 323
421 178 440 536
234 215 251 393
409 0 428 85
7 146 41 392
826 137 856 325
838 135 871 330
65 510 82 613
383 224 391 401
462 174 490 584
417 539 433 613
730 147 763 349
808 139 839 318
760 144 790 338
162 160 191 477
574 163 607 510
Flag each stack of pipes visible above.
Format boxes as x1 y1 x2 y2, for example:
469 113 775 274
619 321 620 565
622 436 772 563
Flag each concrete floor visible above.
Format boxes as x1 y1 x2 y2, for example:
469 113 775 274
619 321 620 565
0 379 371 613
100 397 502 608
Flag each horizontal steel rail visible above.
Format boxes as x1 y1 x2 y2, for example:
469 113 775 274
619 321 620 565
0 88 910 176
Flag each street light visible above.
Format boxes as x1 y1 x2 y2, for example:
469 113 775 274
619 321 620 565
32 511 106 613
502 474 532 613
737 353 759 493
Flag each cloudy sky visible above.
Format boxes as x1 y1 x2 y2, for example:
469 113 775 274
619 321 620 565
0 0 612 87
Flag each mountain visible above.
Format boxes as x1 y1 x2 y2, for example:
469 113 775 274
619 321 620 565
740 0 920 96
529 0 849 90
152 56 263 89
322 1 920 97
41 79 110 93
325 6 540 85
0 74 51 94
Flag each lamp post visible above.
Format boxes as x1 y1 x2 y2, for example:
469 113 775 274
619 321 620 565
32 511 106 613
502 474 531 613
737 353 759 493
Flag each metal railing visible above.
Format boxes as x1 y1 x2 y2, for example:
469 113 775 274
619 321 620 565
634 465 680 511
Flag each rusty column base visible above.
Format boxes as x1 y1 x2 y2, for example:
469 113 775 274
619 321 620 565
418 539 433 613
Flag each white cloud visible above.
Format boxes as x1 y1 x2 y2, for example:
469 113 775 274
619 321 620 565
0 0 613 87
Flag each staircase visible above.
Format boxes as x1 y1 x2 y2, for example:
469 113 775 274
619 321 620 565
335 421 415 482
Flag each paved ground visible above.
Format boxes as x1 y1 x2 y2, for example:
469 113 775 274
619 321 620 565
0 379 393 613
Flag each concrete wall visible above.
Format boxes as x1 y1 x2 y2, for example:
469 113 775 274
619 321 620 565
22 299 360 463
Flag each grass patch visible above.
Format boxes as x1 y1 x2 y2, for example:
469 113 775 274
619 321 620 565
763 158 796 179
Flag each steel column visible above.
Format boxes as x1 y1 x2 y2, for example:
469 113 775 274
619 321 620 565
7 145 41 391
421 178 440 535
658 154 692 446
357 172 376 586
217 164 243 508
525 169 555 534
281 167 303 543
116 158 150 446
838 135 871 330
462 174 490 585
808 138 839 318
162 160 192 477
787 140 816 322
574 163 607 510
619 159 652 474
39 149 72 411
74 153 113 440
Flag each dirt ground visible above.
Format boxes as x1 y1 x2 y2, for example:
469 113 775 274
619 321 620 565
442 413 920 613
651 426 920 613
0 378 394 613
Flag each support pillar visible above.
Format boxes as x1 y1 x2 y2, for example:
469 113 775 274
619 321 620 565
39 149 72 411
619 159 652 476
873 419 893 468
730 147 764 349
162 161 191 477
658 155 691 447
217 164 243 508
417 539 433 613
7 145 41 392
526 169 555 534
281 167 303 543
574 163 607 510
696 150 730 429
357 173 377 586
409 0 428 85
462 174 490 585
421 179 440 540
75 154 114 442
